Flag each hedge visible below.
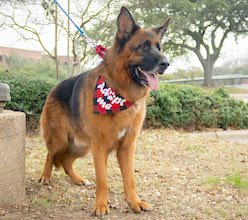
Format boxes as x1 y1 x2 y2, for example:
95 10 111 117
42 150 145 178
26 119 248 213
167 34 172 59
1 72 248 130
146 84 248 129
0 73 54 122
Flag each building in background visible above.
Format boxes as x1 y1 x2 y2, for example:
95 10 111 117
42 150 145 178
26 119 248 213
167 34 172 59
0 46 72 66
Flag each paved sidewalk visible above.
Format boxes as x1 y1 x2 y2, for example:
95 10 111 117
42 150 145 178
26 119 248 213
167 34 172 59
231 94 248 103
191 130 248 144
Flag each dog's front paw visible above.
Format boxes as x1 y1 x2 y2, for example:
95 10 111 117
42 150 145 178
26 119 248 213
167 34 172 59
128 199 151 213
93 203 110 217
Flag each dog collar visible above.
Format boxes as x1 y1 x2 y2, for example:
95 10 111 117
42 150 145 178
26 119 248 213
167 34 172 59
93 76 133 114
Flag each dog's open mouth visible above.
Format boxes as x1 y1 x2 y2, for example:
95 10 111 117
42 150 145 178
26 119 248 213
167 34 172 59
133 66 159 91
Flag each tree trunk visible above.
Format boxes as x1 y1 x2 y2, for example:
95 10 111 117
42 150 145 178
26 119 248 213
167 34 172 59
202 62 214 86
67 0 70 77
55 3 59 79
193 49 215 87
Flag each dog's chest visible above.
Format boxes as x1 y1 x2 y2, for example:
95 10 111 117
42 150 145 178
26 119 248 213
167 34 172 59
117 128 127 140
84 100 146 146
107 102 145 139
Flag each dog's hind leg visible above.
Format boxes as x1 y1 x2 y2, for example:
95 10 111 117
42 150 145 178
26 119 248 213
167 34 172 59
61 144 91 186
39 136 68 184
39 153 54 184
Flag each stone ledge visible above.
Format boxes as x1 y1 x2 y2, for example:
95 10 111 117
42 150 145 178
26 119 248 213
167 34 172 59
0 110 26 138
0 83 11 101
0 110 26 205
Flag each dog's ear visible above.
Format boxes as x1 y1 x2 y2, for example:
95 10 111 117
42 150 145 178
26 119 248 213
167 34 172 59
153 17 170 40
117 6 139 39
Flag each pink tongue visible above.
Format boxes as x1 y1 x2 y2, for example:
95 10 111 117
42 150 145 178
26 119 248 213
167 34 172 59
143 72 159 91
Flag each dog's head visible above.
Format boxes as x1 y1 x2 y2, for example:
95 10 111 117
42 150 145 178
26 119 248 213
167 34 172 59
113 6 170 91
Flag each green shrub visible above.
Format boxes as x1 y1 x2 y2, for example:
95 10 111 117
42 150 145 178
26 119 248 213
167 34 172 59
1 71 248 130
0 72 54 124
147 84 248 129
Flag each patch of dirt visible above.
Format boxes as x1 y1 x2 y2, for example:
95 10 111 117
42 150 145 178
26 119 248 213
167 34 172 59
1 129 248 219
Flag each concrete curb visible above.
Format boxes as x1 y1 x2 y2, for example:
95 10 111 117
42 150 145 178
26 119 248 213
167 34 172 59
190 130 248 144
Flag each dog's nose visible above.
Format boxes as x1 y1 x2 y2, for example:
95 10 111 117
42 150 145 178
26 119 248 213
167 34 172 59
159 59 170 69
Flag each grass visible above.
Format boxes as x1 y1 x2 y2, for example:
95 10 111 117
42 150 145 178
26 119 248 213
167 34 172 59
31 198 51 209
207 177 222 184
207 173 248 188
226 173 248 188
2 129 248 219
186 145 203 153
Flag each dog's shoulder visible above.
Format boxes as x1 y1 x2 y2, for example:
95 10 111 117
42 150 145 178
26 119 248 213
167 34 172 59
52 75 79 106
70 72 90 119
52 72 89 107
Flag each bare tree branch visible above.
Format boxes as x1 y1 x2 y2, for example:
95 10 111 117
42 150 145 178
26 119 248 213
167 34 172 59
0 10 55 59
80 0 113 27
213 28 230 62
81 0 94 19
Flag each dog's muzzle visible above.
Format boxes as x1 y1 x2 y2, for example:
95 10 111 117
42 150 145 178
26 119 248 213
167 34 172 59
158 58 170 74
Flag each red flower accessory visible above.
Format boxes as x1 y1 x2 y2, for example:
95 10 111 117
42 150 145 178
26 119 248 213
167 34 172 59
93 76 133 114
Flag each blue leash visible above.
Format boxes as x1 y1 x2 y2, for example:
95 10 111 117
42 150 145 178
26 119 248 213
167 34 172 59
53 0 107 58
53 0 86 37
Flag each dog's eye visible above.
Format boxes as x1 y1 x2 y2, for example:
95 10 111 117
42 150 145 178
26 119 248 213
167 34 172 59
138 44 147 50
137 40 151 51
156 43 161 51
139 44 146 49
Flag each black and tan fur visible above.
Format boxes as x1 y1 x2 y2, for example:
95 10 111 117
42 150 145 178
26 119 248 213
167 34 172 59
39 6 170 216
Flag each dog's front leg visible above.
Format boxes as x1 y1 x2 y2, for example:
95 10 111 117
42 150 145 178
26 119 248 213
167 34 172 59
92 145 109 216
117 136 151 213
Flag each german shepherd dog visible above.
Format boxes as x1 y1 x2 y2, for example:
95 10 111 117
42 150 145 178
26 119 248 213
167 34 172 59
39 6 170 216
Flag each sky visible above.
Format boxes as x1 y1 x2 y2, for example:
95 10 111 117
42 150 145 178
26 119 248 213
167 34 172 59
0 1 247 73
171 36 248 72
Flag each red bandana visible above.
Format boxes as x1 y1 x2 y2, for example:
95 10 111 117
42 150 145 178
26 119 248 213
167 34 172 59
93 76 133 114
